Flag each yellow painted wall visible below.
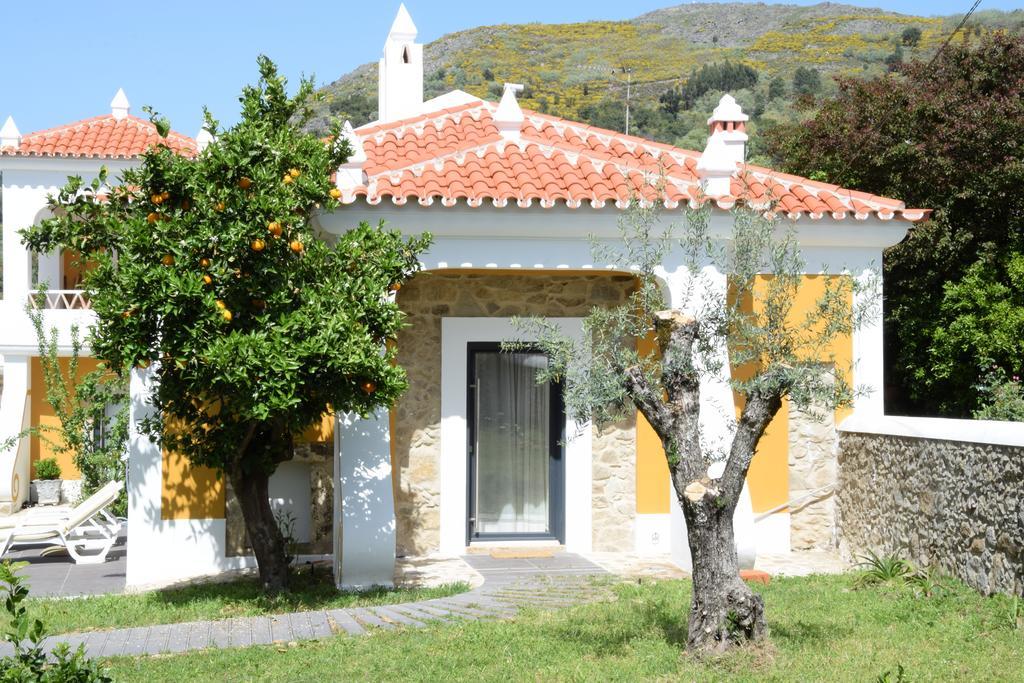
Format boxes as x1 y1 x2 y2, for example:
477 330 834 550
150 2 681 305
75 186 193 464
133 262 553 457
159 411 335 520
635 332 671 514
29 356 103 480
634 274 854 515
732 275 853 513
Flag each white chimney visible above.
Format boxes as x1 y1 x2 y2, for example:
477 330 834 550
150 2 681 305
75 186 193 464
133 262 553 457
195 128 215 152
493 83 525 142
0 116 21 150
335 120 368 198
110 88 131 121
378 4 423 123
696 94 748 197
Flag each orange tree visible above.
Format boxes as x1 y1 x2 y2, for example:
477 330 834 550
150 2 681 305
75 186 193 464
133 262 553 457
22 57 430 592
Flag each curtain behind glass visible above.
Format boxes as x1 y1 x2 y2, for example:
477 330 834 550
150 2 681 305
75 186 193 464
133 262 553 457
475 351 550 534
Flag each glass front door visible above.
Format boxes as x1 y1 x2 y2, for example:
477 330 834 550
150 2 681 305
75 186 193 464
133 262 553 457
468 344 564 542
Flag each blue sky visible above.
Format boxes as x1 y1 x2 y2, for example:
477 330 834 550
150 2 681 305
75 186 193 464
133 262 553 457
2 0 1019 136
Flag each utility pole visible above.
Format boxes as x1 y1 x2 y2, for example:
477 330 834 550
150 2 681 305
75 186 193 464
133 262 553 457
623 67 633 136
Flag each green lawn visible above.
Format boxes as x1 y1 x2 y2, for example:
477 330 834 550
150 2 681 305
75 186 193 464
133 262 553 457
100 574 1023 682
27 567 468 634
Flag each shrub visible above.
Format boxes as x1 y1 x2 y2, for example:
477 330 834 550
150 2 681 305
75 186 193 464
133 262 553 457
34 458 61 481
901 27 922 47
973 366 1024 421
0 561 111 682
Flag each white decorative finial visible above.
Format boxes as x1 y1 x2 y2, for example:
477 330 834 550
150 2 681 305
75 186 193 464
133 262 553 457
0 116 21 150
110 88 130 120
335 121 367 197
195 128 215 152
494 83 525 142
388 3 418 42
697 93 749 197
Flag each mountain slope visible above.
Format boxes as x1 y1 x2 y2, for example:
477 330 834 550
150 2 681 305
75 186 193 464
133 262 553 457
307 2 1022 157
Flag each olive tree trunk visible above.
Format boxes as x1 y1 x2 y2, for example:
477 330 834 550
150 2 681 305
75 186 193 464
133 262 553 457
228 420 294 594
624 310 781 652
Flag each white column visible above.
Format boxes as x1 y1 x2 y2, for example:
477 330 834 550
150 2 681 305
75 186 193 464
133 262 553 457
658 263 757 571
0 355 31 514
853 265 885 416
334 409 396 589
126 365 163 586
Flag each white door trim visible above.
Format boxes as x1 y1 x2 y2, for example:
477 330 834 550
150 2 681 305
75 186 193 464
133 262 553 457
439 317 592 555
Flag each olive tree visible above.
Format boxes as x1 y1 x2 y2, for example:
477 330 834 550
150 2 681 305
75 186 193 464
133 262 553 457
22 57 430 592
518 192 871 651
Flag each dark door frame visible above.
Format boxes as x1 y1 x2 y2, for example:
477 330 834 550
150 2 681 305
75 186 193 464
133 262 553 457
466 342 565 544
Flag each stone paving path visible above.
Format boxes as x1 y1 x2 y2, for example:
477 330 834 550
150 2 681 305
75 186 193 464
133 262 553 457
0 553 610 660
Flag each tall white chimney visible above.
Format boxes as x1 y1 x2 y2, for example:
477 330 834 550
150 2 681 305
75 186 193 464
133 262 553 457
696 94 748 197
378 4 423 123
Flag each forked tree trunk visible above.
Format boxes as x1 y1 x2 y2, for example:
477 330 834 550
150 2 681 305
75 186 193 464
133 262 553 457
683 497 766 651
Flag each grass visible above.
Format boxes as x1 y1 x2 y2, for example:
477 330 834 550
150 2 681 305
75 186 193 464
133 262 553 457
26 566 468 634
98 574 1024 682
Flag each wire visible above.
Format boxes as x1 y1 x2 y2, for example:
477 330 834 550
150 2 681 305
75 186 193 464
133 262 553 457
927 0 984 69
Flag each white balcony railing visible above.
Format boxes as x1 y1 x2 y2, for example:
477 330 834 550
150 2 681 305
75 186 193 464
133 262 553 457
27 290 91 310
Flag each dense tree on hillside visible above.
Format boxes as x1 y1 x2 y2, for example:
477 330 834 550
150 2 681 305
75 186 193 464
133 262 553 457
791 66 821 95
671 61 759 111
902 26 922 47
23 58 431 591
764 32 1024 417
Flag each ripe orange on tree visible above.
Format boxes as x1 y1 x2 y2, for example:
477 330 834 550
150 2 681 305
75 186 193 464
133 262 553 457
238 177 253 190
267 222 283 237
290 240 304 253
252 238 266 252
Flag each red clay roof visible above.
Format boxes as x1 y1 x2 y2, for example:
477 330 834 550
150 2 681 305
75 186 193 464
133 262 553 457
345 99 927 222
0 114 196 159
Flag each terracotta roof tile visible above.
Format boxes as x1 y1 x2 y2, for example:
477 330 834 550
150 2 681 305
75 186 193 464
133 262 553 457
341 98 927 222
1 114 196 159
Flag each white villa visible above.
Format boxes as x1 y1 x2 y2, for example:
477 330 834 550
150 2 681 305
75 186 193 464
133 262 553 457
0 5 928 589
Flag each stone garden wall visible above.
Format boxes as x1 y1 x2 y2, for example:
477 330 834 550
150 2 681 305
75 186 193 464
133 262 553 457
836 415 1024 596
393 271 637 556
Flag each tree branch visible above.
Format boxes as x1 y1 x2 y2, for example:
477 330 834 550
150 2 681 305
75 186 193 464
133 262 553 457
720 385 783 505
623 365 674 439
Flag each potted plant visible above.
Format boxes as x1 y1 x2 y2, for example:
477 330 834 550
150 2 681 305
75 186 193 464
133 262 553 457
33 458 62 506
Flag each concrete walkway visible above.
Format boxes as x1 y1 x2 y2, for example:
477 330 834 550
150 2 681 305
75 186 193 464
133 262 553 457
0 553 610 660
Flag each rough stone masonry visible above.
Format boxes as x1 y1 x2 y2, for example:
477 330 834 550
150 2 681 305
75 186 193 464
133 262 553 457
837 430 1024 596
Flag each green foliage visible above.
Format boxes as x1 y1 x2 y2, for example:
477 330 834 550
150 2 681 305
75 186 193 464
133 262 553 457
674 60 760 111
33 459 60 481
973 365 1024 421
876 664 908 683
791 66 821 95
764 33 1024 417
852 551 913 590
902 26 922 46
0 561 111 682
26 300 128 514
21 57 431 587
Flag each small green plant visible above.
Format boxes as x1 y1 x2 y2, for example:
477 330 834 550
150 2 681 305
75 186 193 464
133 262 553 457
973 364 1024 422
876 663 908 682
274 509 299 567
34 458 61 481
1011 593 1023 631
0 560 111 682
906 565 950 598
852 551 913 590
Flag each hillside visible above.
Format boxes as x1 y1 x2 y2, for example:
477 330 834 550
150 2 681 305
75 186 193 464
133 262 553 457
308 2 1023 162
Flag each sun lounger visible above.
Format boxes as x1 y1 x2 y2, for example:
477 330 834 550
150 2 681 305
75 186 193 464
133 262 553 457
0 480 123 564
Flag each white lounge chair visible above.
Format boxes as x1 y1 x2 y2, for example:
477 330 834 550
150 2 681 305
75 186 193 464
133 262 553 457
0 480 123 564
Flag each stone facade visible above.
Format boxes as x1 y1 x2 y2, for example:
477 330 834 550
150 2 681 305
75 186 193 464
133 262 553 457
393 271 638 556
788 403 839 550
837 430 1024 596
226 440 334 557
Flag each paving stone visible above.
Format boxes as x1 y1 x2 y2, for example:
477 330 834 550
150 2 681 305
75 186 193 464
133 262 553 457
209 620 233 649
99 628 131 658
390 603 447 623
286 611 314 641
350 607 395 630
371 605 426 628
307 611 333 639
164 624 191 653
269 616 293 643
229 618 253 648
327 609 367 636
250 617 274 646
82 631 108 658
186 621 211 651
145 624 173 654
120 627 154 656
